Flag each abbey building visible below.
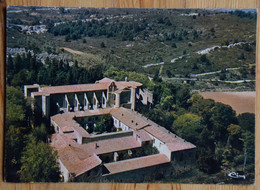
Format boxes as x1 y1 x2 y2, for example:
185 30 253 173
24 78 196 182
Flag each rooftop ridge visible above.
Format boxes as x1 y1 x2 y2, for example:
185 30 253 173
103 154 170 175
30 77 143 96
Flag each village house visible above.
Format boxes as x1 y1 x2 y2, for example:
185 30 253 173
24 78 196 182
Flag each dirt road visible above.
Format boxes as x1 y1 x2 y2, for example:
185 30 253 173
62 47 84 55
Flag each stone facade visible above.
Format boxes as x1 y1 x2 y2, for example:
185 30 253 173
25 78 144 118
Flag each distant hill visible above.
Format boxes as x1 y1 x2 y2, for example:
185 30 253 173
7 7 256 91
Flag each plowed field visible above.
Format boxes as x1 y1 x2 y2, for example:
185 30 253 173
200 91 255 114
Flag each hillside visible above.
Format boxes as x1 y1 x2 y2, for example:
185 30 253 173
7 7 256 91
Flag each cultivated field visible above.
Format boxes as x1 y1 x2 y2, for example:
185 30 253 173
200 91 255 114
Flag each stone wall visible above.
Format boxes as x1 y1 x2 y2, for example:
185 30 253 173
83 130 133 143
58 159 70 182
74 166 104 182
103 162 172 183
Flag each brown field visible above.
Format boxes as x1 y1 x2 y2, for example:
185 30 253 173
200 91 255 114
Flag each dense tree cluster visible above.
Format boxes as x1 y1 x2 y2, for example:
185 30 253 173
90 115 115 134
48 14 202 44
130 75 255 175
188 94 254 174
5 86 60 182
230 10 257 20
19 138 60 182
7 53 104 88
49 18 147 42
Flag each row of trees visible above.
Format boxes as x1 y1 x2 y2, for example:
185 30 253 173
230 10 257 20
7 53 104 88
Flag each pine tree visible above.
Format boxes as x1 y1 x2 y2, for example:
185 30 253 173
19 138 60 182
14 54 22 73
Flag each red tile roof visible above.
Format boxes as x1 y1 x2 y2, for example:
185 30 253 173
51 108 114 138
110 108 150 130
58 146 101 177
103 154 170 175
96 77 115 83
166 142 196 152
116 81 142 90
72 155 101 177
63 133 77 140
52 107 196 157
83 136 141 155
51 113 89 138
51 133 75 150
61 126 74 133
144 125 196 152
134 130 153 142
144 125 181 143
33 83 109 96
50 105 196 178
32 78 142 96
68 143 93 160
52 134 101 176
